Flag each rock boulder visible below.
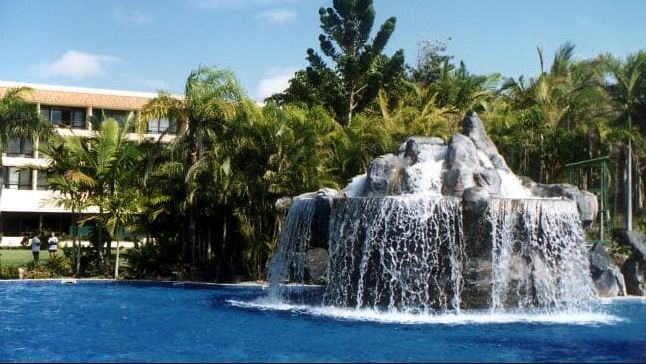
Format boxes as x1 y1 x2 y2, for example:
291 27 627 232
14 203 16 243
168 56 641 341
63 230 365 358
589 243 626 297
442 116 503 197
365 154 409 197
622 231 646 296
531 183 598 228
305 247 328 283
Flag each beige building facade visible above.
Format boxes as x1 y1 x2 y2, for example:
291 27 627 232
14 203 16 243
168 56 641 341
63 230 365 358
0 81 178 246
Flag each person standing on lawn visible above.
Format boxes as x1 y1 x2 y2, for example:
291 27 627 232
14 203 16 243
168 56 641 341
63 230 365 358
48 231 59 260
31 233 41 263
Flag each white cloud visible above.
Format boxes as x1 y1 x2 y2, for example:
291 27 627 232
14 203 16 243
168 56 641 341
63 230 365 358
256 8 297 24
34 50 123 79
138 78 171 91
192 0 301 11
113 8 154 26
191 0 240 10
255 67 297 101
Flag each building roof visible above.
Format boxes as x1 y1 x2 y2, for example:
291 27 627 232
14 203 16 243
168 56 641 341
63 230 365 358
0 80 180 110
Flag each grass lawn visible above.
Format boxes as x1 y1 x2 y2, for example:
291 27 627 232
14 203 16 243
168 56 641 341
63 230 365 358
0 249 52 267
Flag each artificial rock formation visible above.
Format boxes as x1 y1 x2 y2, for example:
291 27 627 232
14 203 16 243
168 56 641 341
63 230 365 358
529 183 599 229
305 247 329 283
270 112 602 309
622 231 646 296
442 112 506 197
365 154 409 197
589 243 626 297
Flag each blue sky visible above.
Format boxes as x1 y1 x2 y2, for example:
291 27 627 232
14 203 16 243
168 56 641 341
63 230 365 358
1 0 644 102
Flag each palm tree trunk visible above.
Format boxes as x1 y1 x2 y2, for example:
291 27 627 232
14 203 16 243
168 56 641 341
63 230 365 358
217 213 227 280
207 223 212 261
613 148 619 214
347 83 355 126
626 114 633 231
539 134 545 183
105 237 112 273
73 210 81 278
189 207 196 277
96 222 105 274
114 240 120 279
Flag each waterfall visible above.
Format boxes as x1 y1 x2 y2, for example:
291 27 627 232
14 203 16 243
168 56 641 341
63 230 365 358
324 196 463 313
267 114 599 313
487 199 596 310
402 144 446 195
266 197 317 300
497 169 532 198
343 174 367 197
269 192 596 312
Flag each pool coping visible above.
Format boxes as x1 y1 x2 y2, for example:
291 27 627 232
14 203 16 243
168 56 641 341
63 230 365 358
0 278 325 290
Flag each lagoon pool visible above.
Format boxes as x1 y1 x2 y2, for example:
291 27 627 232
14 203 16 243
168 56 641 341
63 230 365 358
0 281 644 362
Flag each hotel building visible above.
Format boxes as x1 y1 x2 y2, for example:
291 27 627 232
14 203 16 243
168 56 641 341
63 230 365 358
0 81 179 246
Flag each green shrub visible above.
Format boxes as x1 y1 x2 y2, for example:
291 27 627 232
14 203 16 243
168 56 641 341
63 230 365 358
19 256 73 279
122 238 183 279
62 246 104 277
0 266 19 279
46 256 73 276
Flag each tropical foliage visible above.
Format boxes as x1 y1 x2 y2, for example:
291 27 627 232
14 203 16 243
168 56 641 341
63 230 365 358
32 0 646 280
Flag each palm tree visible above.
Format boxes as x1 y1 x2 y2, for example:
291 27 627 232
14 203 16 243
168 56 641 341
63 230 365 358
40 133 94 276
498 43 608 183
377 83 454 140
0 87 51 194
41 117 142 276
140 67 253 275
86 117 142 276
601 51 646 230
433 61 501 118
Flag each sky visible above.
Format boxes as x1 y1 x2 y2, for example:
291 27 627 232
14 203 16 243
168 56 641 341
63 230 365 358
1 0 645 102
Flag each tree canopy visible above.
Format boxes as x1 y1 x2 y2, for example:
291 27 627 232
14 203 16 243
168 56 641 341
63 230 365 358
268 0 405 126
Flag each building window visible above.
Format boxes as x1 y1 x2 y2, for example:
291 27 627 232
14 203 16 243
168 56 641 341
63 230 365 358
94 109 129 123
40 106 86 129
147 118 178 134
3 167 32 190
36 171 48 190
5 137 33 157
94 109 136 132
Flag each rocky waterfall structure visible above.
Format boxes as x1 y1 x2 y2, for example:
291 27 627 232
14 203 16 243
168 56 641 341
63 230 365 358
269 112 603 311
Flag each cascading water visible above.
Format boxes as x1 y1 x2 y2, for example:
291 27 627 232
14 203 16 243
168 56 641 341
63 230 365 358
267 112 599 314
400 144 446 195
497 169 532 199
324 196 463 313
266 197 316 301
487 199 596 310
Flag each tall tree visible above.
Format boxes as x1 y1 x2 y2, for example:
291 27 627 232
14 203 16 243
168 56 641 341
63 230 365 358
495 43 608 183
0 88 51 194
269 0 405 125
41 117 142 275
601 51 646 230
409 38 454 85
40 133 93 276
140 67 255 276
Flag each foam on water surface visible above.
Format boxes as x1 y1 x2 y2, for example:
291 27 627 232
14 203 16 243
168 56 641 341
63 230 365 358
226 298 620 326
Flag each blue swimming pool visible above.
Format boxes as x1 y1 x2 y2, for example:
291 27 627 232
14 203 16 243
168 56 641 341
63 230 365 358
0 281 644 362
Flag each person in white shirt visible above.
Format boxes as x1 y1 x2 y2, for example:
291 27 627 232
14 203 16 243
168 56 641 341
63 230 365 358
48 231 59 260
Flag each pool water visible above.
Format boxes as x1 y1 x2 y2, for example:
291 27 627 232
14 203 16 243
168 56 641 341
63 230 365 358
0 281 644 362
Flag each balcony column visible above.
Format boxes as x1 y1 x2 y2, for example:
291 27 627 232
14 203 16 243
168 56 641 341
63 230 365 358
86 106 93 131
31 170 38 190
134 111 141 133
